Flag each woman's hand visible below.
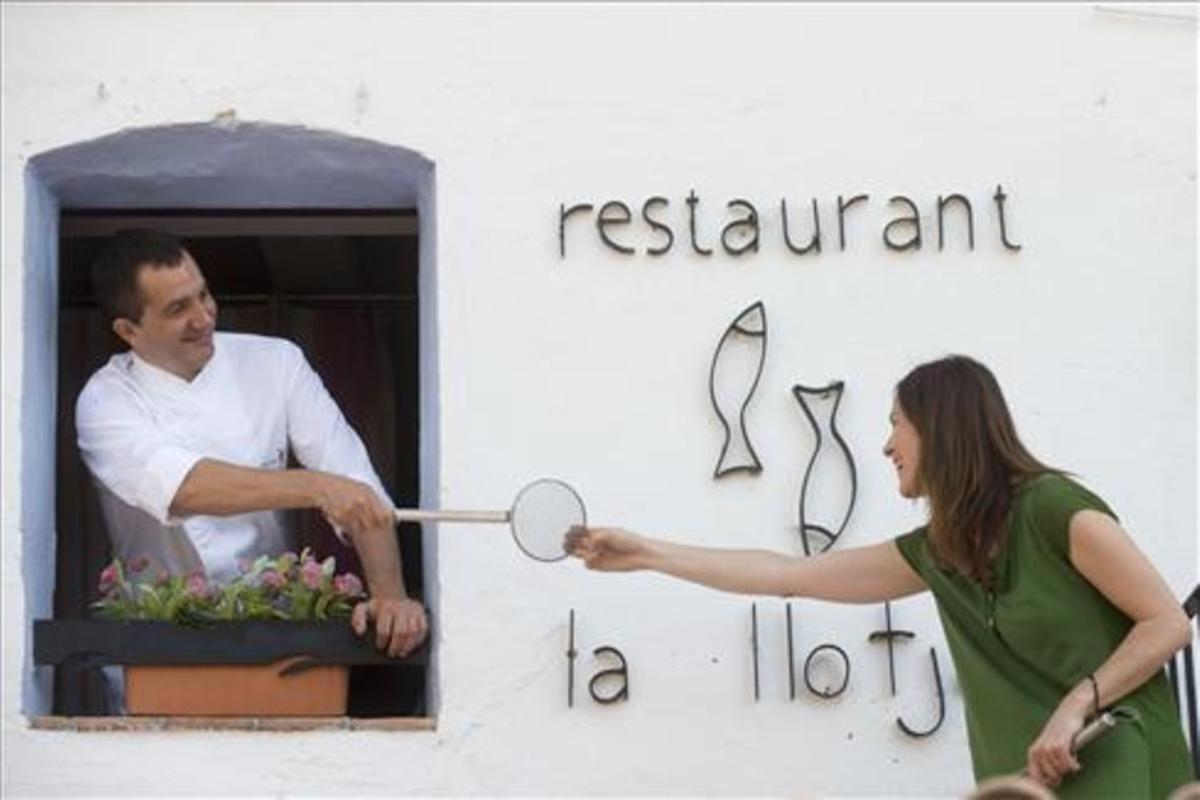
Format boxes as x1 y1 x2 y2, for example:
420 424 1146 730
564 527 651 572
1025 691 1089 787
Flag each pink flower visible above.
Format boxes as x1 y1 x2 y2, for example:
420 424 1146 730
300 560 323 589
333 573 364 598
260 570 286 589
128 556 151 573
98 562 119 593
185 572 209 597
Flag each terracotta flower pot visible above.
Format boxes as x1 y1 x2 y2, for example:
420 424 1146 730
124 657 349 716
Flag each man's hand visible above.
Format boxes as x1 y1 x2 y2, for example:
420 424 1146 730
352 596 428 658
311 473 394 539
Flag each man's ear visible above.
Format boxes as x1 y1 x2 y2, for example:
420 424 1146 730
112 317 138 348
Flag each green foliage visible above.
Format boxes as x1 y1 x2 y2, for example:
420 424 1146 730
92 549 365 625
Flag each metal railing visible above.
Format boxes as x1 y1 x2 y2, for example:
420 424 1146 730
1169 585 1200 777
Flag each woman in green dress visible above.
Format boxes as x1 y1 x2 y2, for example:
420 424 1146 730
566 355 1193 797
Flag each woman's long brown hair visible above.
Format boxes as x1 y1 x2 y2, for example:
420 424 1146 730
896 355 1056 585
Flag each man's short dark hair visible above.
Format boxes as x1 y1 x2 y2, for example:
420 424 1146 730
91 229 188 323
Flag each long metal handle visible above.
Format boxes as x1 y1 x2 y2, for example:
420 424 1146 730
393 508 511 524
1019 707 1138 779
1071 707 1139 753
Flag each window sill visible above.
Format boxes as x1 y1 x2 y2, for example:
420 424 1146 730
28 715 436 732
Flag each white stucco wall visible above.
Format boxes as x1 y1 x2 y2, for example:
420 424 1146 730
2 4 1195 797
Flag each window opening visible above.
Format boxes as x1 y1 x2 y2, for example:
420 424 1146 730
54 210 425 718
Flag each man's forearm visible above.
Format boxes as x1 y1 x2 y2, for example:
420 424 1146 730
349 526 407 599
172 457 408 599
170 458 320 517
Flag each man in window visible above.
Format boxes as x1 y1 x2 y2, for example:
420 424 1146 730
76 229 427 659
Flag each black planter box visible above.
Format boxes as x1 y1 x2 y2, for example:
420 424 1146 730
34 619 427 673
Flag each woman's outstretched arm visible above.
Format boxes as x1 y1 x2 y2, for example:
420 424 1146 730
566 527 927 603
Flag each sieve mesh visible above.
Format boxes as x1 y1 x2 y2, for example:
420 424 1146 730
509 479 587 562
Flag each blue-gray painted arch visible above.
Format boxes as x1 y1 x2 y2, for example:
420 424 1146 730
29 120 433 209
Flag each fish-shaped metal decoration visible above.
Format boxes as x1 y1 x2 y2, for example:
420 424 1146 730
791 381 858 555
709 301 768 478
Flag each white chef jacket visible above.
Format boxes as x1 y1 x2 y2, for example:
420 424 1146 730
76 332 392 582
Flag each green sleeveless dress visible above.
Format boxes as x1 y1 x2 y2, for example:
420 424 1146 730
894 473 1192 798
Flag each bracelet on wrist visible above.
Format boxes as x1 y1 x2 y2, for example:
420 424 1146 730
1085 673 1101 717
